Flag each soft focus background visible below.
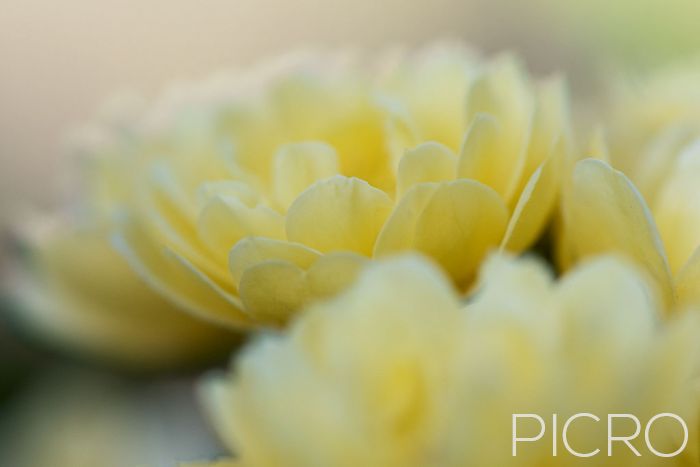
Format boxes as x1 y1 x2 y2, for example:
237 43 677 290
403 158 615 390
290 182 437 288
1 0 699 465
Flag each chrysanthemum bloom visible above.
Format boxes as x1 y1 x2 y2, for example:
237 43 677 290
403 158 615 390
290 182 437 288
560 63 700 310
112 47 570 327
192 254 700 467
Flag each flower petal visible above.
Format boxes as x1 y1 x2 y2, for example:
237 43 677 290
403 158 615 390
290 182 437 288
413 180 508 287
456 114 511 197
272 142 339 209
307 252 368 300
464 55 532 137
198 196 285 259
652 140 700 274
677 246 700 310
396 142 456 198
504 76 567 206
376 180 507 288
567 159 674 307
286 176 393 256
374 183 439 256
114 219 249 329
500 145 561 252
229 237 320 286
238 261 308 325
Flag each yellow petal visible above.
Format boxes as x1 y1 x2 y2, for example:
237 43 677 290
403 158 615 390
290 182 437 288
376 180 507 288
414 180 508 287
307 252 368 300
630 125 694 202
504 76 567 206
501 147 560 252
286 176 393 256
114 219 249 329
198 196 284 259
396 142 456 198
374 94 420 171
272 142 339 209
677 246 700 310
238 261 308 324
229 237 319 286
567 159 674 308
557 256 659 354
141 164 227 283
464 55 532 136
456 114 511 197
374 183 439 256
652 141 700 274
197 180 260 209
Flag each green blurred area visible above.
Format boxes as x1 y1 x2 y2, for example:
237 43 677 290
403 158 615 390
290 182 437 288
542 0 700 69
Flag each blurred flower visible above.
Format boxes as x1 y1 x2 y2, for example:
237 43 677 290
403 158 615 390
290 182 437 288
106 46 570 327
192 254 700 467
11 222 234 368
560 63 700 311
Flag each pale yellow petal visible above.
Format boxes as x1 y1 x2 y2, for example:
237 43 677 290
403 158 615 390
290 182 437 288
500 148 560 252
376 180 507 288
229 237 319 286
141 164 228 283
504 76 567 205
414 180 508 287
567 159 674 307
114 219 249 329
464 55 532 136
373 183 440 257
198 196 285 259
272 142 339 209
238 261 308 324
286 176 393 256
198 180 260 209
396 142 456 198
456 114 511 197
557 256 659 349
652 140 700 274
374 94 420 171
676 246 700 310
306 252 368 300
630 124 694 202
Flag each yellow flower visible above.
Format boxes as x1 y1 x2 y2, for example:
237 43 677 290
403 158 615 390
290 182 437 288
561 63 700 310
111 47 570 327
195 254 700 467
13 223 234 368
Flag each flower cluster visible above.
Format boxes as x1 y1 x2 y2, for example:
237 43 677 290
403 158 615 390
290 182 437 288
197 255 700 467
14 46 700 465
109 47 570 327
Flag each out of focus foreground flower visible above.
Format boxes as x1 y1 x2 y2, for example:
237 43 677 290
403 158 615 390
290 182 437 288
104 47 570 328
192 254 700 467
560 62 700 311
